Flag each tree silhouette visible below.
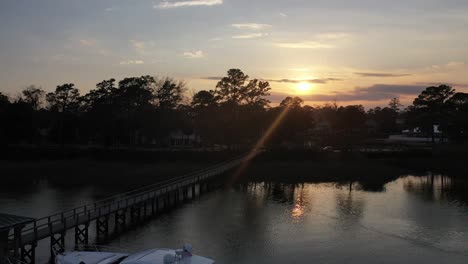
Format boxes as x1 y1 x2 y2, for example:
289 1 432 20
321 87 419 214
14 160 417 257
22 85 45 111
0 92 9 107
46 83 81 145
388 97 403 112
215 69 249 104
154 78 186 110
215 69 271 107
191 90 217 108
46 83 81 113
82 79 117 111
409 85 455 142
2 71 467 149
279 96 303 108
446 92 468 141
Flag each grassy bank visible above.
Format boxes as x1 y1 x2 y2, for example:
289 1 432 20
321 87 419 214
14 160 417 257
2 148 467 194
0 160 216 193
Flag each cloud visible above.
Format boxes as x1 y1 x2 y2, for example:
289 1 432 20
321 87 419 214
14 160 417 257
317 84 424 102
183 50 205 58
231 23 272 30
209 37 222 41
288 68 310 72
427 61 466 71
355 72 412 77
232 33 268 39
316 33 350 40
200 76 223 80
105 7 115 12
415 82 468 89
269 84 426 103
199 77 342 84
79 39 96 47
119 60 144 65
264 78 342 84
154 0 223 9
274 41 333 49
279 13 287 17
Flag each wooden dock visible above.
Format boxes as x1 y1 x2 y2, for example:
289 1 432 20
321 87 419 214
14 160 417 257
1 154 248 264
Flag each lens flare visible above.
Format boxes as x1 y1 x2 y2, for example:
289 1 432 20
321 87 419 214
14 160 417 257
228 105 293 185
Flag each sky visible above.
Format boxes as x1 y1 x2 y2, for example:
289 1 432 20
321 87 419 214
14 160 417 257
1 0 468 108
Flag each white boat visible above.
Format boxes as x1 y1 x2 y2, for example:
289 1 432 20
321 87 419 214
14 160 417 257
55 244 215 264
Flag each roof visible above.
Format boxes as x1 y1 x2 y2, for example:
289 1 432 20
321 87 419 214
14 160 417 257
0 213 35 232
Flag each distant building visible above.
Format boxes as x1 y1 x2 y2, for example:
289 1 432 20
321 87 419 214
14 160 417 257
169 130 201 148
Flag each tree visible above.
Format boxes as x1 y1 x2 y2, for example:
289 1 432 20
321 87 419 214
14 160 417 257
446 92 468 141
0 92 9 107
82 79 117 110
154 78 186 110
410 85 455 142
241 79 271 108
117 76 156 111
413 85 454 109
191 90 217 108
280 96 303 108
267 96 315 146
388 97 402 112
81 79 119 146
215 69 271 107
367 106 398 135
46 83 81 145
215 69 249 104
22 85 45 110
46 83 81 113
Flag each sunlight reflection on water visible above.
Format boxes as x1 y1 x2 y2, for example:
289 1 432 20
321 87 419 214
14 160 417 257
1 175 468 263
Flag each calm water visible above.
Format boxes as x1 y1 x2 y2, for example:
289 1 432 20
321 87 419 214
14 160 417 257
1 175 468 263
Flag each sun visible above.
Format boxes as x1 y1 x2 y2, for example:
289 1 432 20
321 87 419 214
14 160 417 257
296 82 312 94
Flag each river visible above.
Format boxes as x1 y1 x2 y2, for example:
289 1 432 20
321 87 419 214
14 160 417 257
1 174 468 263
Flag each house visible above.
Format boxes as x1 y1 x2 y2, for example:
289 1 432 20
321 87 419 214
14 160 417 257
169 130 201 148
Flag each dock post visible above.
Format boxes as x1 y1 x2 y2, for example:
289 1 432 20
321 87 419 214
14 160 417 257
164 193 170 210
150 198 155 217
192 184 196 199
130 206 141 224
96 216 109 242
74 224 89 245
20 243 36 264
143 201 147 220
174 190 179 205
50 232 65 257
12 226 22 259
115 209 126 233
0 230 9 264
155 197 160 213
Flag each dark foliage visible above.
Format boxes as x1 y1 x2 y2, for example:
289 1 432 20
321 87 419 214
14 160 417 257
1 71 467 149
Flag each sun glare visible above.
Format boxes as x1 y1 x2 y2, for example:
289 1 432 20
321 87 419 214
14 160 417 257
296 82 312 94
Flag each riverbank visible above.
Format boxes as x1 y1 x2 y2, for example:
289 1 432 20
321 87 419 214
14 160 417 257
243 150 468 188
2 148 468 193
0 160 214 193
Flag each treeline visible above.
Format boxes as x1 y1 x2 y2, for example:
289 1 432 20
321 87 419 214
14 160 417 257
1 69 467 149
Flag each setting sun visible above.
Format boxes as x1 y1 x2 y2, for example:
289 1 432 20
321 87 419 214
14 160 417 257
296 82 312 94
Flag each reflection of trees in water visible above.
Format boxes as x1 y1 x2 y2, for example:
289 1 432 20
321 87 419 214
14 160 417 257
334 190 365 233
250 182 310 221
169 183 273 261
403 174 468 206
270 183 295 204
398 174 468 250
